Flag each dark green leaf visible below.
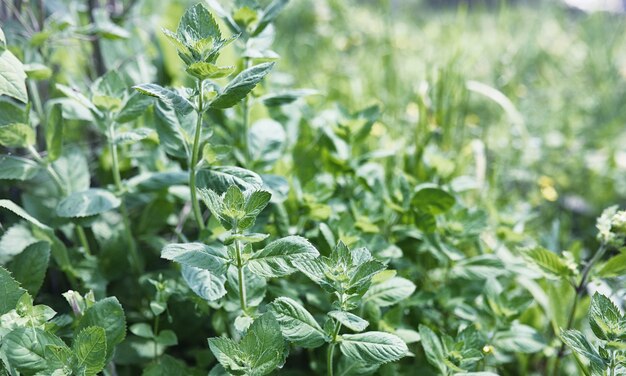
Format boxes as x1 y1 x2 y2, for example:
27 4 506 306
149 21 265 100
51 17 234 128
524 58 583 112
162 243 229 274
0 155 40 181
8 241 50 296
210 63 275 109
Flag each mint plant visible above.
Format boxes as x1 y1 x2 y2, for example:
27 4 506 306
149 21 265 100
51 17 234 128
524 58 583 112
134 3 274 231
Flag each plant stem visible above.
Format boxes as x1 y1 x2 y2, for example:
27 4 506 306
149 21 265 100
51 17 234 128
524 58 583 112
27 146 66 195
241 57 251 163
107 122 141 273
153 314 160 360
76 226 91 256
327 320 342 376
189 79 206 231
552 244 607 376
609 349 616 376
234 236 248 314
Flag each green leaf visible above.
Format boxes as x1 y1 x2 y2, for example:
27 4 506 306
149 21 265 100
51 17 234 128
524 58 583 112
207 337 246 375
339 331 408 364
0 123 36 147
239 313 287 375
347 260 386 294
130 323 154 339
196 166 263 194
116 92 152 123
269 297 327 348
177 3 222 45
419 325 447 374
493 323 545 353
524 246 573 279
248 236 320 278
73 326 107 376
292 258 332 291
0 155 40 181
252 0 289 36
181 265 227 301
76 297 126 360
0 48 27 103
260 89 317 106
56 84 102 118
186 62 234 80
210 63 275 109
133 83 194 115
0 199 51 230
45 344 73 371
155 330 178 346
248 119 286 165
143 355 189 376
598 252 626 277
8 241 50 296
0 266 27 315
329 311 369 332
24 63 52 80
114 128 154 145
45 104 63 161
561 329 607 371
2 328 65 373
589 293 626 341
56 189 121 218
162 243 229 274
412 187 455 214
153 100 194 159
362 277 416 307
239 190 272 229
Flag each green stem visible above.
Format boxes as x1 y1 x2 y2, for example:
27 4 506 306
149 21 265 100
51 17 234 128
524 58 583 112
107 122 141 273
609 349 616 376
327 320 342 376
27 80 45 128
28 146 66 195
553 244 607 376
234 237 248 314
189 79 206 231
75 226 91 256
153 314 160 360
241 57 251 163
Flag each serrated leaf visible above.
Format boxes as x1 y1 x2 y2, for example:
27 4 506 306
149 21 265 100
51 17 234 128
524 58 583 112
0 155 40 181
162 243 229 274
339 331 408 364
363 277 416 307
45 104 63 161
56 189 121 218
347 260 386 294
73 326 107 376
524 247 573 279
412 187 455 214
8 241 50 296
561 329 607 371
76 297 126 360
207 337 246 374
210 63 275 109
0 123 36 147
269 297 327 348
239 313 287 375
182 265 227 301
177 3 222 45
419 325 447 374
589 293 626 341
186 62 234 80
329 311 369 332
196 166 263 194
293 258 332 291
3 328 65 373
0 48 27 103
248 236 319 278
0 266 27 315
133 83 194 115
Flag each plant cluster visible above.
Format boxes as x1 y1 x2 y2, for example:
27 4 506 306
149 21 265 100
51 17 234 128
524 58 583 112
1 1 626 375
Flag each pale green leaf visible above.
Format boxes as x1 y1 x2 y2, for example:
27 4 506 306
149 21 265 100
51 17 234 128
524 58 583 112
269 297 327 348
363 277 416 307
56 189 121 218
0 123 36 147
339 331 408 364
589 293 626 341
162 243 229 274
419 325 447 374
524 246 573 279
329 311 369 332
45 104 63 161
248 236 319 278
133 83 194 115
0 49 27 103
0 155 40 181
210 63 275 109
181 265 227 301
239 313 287 375
196 166 263 194
493 324 545 353
2 328 65 374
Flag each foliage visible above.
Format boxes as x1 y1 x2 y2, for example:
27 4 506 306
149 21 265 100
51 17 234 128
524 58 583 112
1 0 626 375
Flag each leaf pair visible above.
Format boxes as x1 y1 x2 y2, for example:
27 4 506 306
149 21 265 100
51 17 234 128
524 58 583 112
208 313 287 376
